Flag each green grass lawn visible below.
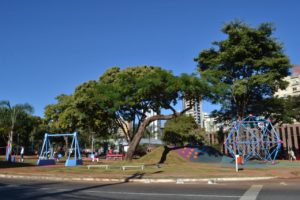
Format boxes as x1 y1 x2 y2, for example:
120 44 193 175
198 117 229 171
1 148 300 179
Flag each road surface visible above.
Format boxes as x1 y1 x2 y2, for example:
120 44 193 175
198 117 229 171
0 178 299 200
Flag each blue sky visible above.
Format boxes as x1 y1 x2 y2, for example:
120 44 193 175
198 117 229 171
0 0 299 117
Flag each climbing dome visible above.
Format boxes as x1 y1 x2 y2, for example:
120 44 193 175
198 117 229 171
224 115 282 163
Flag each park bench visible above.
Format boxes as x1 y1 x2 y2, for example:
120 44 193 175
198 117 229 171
106 154 125 160
87 164 144 171
87 164 109 170
121 164 144 171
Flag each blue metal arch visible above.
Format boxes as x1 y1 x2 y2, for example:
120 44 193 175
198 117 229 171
37 133 83 166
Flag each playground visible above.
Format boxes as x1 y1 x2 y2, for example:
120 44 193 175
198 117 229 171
1 116 299 180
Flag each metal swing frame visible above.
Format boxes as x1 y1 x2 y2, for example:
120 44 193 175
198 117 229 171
37 132 83 166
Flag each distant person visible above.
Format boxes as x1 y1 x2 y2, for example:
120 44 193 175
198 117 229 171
288 148 296 161
58 153 62 161
54 151 59 162
108 148 113 155
20 145 24 162
92 152 99 162
11 150 16 162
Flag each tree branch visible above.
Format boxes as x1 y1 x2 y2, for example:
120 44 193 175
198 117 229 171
115 117 131 142
145 105 193 126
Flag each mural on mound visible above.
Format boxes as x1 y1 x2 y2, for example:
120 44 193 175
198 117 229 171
175 146 225 163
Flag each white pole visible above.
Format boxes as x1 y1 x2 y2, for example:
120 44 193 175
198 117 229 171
235 155 239 172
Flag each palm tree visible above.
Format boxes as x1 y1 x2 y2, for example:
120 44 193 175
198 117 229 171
0 100 34 161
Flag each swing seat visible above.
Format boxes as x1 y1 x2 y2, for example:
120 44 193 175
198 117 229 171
65 159 83 166
37 159 56 166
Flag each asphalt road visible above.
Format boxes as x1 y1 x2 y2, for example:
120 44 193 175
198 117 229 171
0 178 299 200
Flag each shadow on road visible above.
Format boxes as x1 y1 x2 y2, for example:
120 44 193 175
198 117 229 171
7 173 144 200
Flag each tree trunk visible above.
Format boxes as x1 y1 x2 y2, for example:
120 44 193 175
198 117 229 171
64 136 68 157
125 109 191 160
125 121 147 160
6 129 14 162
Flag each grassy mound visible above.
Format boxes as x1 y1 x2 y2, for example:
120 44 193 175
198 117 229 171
138 146 188 165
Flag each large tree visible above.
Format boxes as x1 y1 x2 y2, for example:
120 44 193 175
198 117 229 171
263 95 300 124
44 94 79 152
94 66 209 160
44 86 118 151
195 21 291 119
0 101 33 161
73 81 118 137
44 94 80 133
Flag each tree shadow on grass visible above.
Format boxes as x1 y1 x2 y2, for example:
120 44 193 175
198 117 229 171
151 170 163 174
0 160 35 168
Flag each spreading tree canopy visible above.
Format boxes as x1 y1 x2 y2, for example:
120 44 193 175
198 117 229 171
44 94 78 133
93 66 210 160
45 66 210 160
44 85 118 150
264 95 300 124
195 21 291 120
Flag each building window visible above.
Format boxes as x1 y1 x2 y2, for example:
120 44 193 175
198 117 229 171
293 87 297 92
292 80 299 85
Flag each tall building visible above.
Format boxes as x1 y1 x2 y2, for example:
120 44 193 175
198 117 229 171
182 98 203 127
202 112 218 133
275 65 300 97
140 109 163 145
145 109 162 140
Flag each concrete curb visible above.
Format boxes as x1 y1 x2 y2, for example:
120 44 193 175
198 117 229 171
0 173 276 184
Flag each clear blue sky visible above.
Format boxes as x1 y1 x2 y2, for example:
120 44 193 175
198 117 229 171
0 0 299 117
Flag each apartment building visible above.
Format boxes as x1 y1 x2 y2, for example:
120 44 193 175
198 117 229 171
276 65 300 97
182 98 203 126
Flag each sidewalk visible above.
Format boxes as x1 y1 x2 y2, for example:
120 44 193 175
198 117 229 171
0 173 276 184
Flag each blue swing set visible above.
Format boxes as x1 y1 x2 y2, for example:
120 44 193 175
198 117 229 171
37 132 83 167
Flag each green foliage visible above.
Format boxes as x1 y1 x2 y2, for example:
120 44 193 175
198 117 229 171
44 84 118 150
195 20 291 119
98 66 207 116
0 100 34 134
162 115 205 145
44 94 78 133
262 95 300 124
41 64 212 160
0 101 34 127
0 100 34 157
134 144 148 157
25 116 48 150
97 66 179 121
44 66 209 160
95 66 209 142
72 80 119 143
